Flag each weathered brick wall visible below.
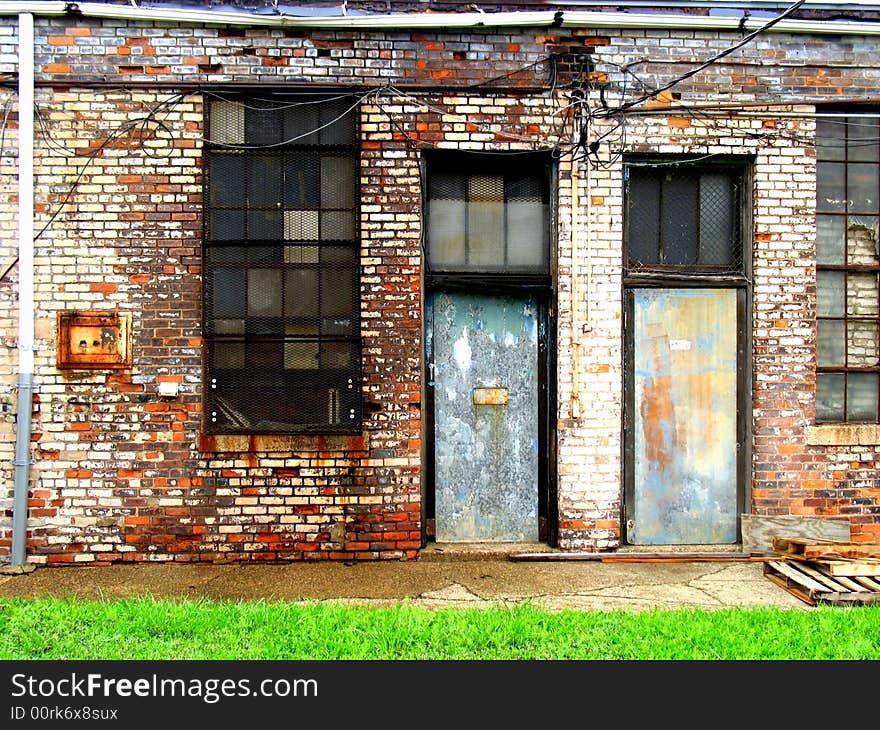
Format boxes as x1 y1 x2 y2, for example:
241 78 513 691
2 14 880 563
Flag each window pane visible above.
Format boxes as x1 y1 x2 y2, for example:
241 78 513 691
284 155 321 208
507 200 547 268
283 103 320 146
847 321 879 366
427 199 466 268
848 163 879 214
210 210 244 241
817 214 845 265
212 270 245 318
321 156 356 208
245 106 283 145
284 210 320 241
815 118 844 161
210 153 245 206
210 101 245 146
817 270 844 317
847 272 879 317
284 270 318 319
321 341 356 368
698 173 734 266
248 269 282 317
321 211 356 241
847 373 879 421
247 210 282 240
468 175 505 267
816 373 845 422
847 216 879 265
817 162 846 212
248 156 282 207
321 268 357 318
660 174 698 265
817 319 846 366
320 98 356 145
626 172 661 267
847 116 879 163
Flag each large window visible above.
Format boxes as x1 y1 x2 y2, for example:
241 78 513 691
203 94 361 434
816 112 880 423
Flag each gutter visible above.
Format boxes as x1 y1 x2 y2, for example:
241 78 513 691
11 12 35 567
0 2 879 35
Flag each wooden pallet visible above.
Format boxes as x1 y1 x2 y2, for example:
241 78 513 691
772 536 880 561
764 559 880 606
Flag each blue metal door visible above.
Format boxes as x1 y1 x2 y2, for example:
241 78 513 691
430 291 539 542
629 288 739 544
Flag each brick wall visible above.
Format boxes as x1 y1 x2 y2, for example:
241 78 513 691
1 14 880 563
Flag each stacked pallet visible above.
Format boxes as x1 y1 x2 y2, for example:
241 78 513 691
763 537 880 606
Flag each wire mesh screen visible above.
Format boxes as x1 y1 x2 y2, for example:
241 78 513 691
625 164 744 274
426 157 550 274
204 94 361 434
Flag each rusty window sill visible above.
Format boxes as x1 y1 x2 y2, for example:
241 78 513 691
198 432 369 455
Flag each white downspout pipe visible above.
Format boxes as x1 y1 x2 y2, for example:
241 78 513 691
12 12 34 566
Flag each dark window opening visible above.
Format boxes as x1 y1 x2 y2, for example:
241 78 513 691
203 93 361 434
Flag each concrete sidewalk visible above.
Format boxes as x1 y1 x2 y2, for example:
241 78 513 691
0 547 809 611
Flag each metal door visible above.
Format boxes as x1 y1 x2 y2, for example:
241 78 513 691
430 291 539 542
628 287 739 544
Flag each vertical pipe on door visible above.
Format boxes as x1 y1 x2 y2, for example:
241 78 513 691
11 12 34 566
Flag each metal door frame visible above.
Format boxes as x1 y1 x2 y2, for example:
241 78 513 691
423 285 556 545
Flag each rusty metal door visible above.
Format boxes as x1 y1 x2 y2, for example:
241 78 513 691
627 288 739 544
430 291 539 542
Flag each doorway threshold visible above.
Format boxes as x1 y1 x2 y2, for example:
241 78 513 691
509 544 763 562
420 542 555 562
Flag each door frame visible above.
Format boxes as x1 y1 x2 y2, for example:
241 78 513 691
423 282 557 546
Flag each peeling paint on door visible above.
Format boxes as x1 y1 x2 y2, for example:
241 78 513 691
432 291 539 542
631 288 738 544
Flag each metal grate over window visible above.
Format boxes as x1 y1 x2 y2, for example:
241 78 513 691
203 94 361 434
426 155 550 274
815 111 880 423
625 163 744 275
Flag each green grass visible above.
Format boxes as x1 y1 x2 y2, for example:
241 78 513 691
1 597 878 660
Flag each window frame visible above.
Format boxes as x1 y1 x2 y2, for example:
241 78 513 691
202 92 363 436
815 108 880 424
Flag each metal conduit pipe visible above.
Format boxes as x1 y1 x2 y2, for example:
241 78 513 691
11 12 35 567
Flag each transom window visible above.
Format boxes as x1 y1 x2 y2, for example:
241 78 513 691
203 94 361 434
624 160 745 275
815 111 880 423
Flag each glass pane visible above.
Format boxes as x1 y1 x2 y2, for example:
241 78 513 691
847 116 879 163
247 340 283 369
212 269 245 318
246 210 282 240
468 175 505 267
321 156 356 208
815 118 844 162
320 98 356 145
847 321 879 366
817 319 845 367
816 162 846 212
247 269 282 317
817 270 844 317
661 174 698 265
506 200 547 269
626 172 661 267
321 342 355 368
245 106 283 145
210 153 245 206
284 270 319 318
284 155 321 208
427 199 466 269
284 244 319 264
321 211 356 241
698 173 734 266
816 373 844 422
847 272 879 316
848 163 879 214
283 103 320 146
245 245 275 263
847 216 879 265
213 320 245 369
321 268 357 318
206 245 244 264
247 155 282 207
847 372 879 421
210 101 245 146
817 214 845 265
210 210 244 241
284 210 320 240
284 325 320 369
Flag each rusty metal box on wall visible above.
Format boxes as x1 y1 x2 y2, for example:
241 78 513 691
56 311 132 369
